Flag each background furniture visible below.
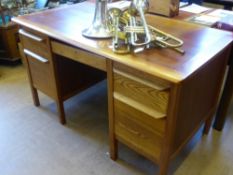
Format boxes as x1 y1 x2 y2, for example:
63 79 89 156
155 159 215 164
204 0 233 10
180 0 203 4
0 3 20 62
0 0 58 62
0 23 20 62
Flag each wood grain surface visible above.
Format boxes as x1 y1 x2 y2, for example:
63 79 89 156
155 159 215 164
12 2 233 83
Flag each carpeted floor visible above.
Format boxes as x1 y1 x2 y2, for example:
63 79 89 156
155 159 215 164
0 63 233 175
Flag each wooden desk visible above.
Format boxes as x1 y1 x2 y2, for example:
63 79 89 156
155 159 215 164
12 2 233 175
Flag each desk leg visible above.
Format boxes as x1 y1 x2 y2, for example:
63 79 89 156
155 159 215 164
31 87 40 107
214 58 233 130
27 64 40 107
203 116 212 134
56 99 66 125
107 60 118 160
20 43 40 107
159 161 169 175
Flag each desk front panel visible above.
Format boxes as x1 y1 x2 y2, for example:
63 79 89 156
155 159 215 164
51 41 107 71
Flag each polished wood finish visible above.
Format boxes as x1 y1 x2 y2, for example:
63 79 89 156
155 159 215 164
12 2 233 83
12 2 233 174
175 8 233 131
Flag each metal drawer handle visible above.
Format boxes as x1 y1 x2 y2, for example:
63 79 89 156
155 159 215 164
19 29 44 42
24 49 49 63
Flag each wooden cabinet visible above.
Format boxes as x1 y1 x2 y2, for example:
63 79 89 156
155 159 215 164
0 23 20 61
19 27 106 124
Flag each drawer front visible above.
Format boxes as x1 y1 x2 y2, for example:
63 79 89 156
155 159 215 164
114 99 165 161
19 28 51 60
114 70 169 117
27 54 57 98
51 41 106 71
19 28 57 98
114 62 171 90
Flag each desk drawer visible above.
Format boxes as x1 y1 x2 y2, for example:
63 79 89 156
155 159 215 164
51 41 106 71
114 99 165 161
113 69 169 118
19 28 57 98
19 28 51 60
26 53 57 98
114 62 171 90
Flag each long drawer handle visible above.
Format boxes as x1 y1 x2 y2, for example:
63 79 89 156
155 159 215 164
24 49 49 63
19 29 44 42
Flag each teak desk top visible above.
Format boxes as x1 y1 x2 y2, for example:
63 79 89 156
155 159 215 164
12 2 233 83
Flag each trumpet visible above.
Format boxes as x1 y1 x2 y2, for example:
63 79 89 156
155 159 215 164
108 8 130 54
124 24 184 54
108 0 185 54
127 0 151 46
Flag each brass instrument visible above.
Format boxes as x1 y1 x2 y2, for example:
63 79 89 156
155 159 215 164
109 0 184 54
124 24 184 53
108 7 130 54
82 0 112 38
127 0 151 46
83 0 185 54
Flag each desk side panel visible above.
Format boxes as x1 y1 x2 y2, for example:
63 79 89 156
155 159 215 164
171 46 231 156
